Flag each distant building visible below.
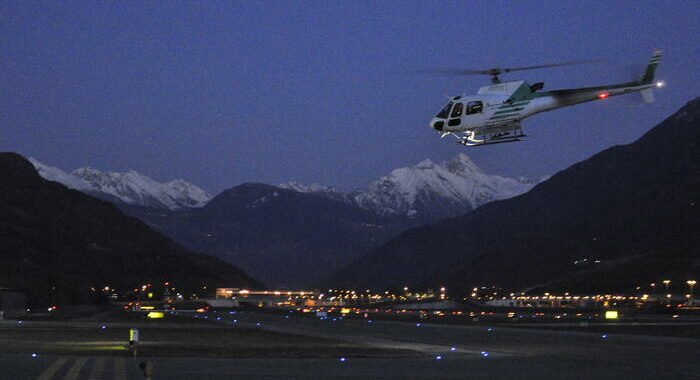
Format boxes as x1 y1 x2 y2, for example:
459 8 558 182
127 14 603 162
486 295 644 309
216 288 319 307
0 289 27 319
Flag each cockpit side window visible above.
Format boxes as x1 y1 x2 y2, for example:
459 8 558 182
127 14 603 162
466 101 483 115
436 101 453 119
450 102 464 118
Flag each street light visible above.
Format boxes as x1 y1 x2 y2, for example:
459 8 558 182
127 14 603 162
688 280 696 298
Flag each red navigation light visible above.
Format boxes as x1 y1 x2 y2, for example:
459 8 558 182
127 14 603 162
598 92 609 99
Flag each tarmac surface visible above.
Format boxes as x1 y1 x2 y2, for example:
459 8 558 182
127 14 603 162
2 310 699 379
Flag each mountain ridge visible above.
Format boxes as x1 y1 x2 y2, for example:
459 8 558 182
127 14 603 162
1 153 258 306
29 159 211 210
123 182 410 287
281 153 536 221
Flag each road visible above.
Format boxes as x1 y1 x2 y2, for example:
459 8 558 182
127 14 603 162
2 310 698 379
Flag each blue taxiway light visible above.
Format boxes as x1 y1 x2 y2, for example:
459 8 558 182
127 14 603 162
339 357 347 362
31 353 37 358
367 320 373 323
256 323 261 326
487 328 493 332
450 347 456 351
601 334 608 339
481 351 489 357
415 323 421 327
435 355 443 360
101 325 107 329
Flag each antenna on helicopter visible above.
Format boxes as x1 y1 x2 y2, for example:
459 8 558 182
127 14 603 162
409 59 604 84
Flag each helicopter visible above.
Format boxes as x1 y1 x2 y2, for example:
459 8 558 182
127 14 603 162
426 51 663 146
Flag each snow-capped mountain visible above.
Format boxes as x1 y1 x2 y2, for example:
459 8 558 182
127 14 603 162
29 158 93 192
281 153 536 220
279 182 351 203
29 158 211 210
279 182 337 194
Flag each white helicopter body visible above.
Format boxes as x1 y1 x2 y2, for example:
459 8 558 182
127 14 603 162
429 51 663 146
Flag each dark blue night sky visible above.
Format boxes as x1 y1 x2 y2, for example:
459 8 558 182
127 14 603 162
2 1 698 192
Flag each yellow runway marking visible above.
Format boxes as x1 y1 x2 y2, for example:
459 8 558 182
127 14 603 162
36 357 68 380
63 357 87 380
87 358 105 380
113 357 127 380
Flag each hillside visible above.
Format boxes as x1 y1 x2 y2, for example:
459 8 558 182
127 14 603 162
0 153 257 306
123 183 410 287
331 98 700 293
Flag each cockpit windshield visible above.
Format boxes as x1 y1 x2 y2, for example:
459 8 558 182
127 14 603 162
435 101 453 119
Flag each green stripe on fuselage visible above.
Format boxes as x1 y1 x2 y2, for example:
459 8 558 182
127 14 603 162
499 101 529 108
494 107 523 115
489 113 520 120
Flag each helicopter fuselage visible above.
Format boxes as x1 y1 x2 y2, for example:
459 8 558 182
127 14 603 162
429 51 662 146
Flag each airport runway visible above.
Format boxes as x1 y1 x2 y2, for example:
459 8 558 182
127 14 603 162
3 311 698 379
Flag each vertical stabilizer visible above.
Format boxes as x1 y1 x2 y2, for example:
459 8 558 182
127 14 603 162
641 50 662 85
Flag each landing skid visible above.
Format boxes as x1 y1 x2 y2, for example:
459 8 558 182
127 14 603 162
448 127 526 147
460 135 526 147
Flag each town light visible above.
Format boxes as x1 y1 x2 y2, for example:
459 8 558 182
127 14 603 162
663 280 671 291
605 311 618 319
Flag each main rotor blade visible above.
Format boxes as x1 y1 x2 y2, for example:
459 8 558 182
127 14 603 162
503 59 605 73
404 59 604 76
403 69 496 76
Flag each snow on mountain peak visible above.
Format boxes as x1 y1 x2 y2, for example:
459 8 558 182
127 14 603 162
70 167 211 209
29 158 93 192
415 158 435 169
445 152 483 175
28 159 211 210
284 153 538 221
163 179 211 207
279 181 337 194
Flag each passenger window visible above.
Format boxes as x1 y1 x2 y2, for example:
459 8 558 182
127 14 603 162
466 101 483 115
450 102 464 118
